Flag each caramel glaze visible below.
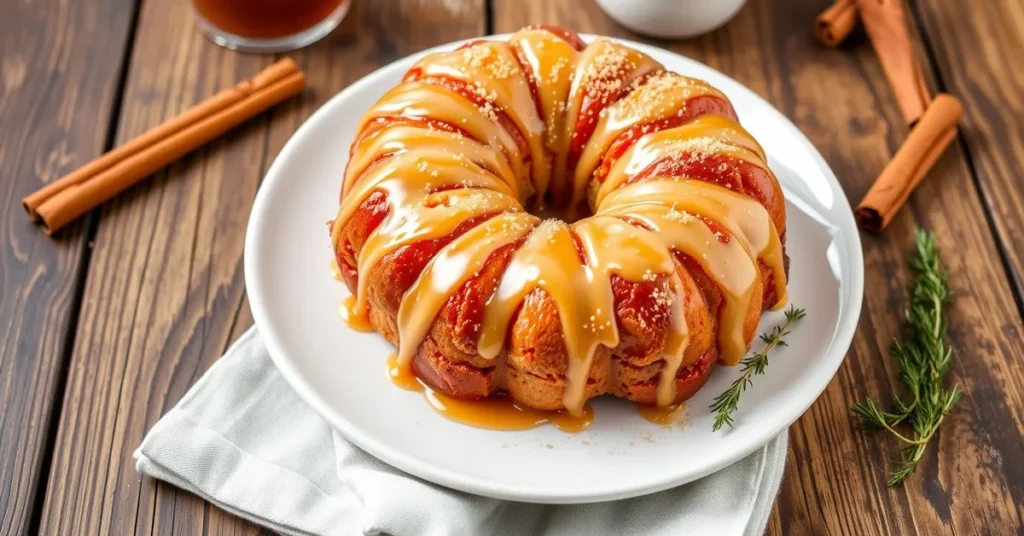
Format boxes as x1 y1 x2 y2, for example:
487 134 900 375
333 260 374 332
339 295 374 332
637 403 686 425
329 25 789 419
330 258 344 281
387 353 593 432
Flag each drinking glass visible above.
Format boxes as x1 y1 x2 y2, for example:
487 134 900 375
192 0 351 53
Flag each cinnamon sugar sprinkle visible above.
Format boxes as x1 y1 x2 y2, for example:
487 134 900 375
458 44 517 80
580 42 640 111
657 136 738 164
613 72 707 119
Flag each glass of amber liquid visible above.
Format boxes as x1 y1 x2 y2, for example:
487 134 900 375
192 0 351 52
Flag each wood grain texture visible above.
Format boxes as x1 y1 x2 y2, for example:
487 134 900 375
4 0 1020 534
491 0 1024 534
910 0 1024 320
0 0 137 534
35 0 484 534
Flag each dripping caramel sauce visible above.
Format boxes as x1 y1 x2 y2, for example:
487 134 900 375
637 403 687 425
332 260 374 332
386 353 594 433
338 296 373 332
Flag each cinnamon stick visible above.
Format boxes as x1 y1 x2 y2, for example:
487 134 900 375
856 94 963 232
23 58 305 234
814 0 859 47
855 0 931 124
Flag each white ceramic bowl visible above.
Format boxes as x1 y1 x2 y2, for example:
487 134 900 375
595 0 747 39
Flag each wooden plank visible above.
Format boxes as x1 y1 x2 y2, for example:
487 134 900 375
492 1 1024 534
910 0 1024 329
0 0 137 534
904 1 1024 531
35 0 485 533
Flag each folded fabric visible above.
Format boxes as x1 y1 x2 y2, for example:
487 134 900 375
135 328 787 536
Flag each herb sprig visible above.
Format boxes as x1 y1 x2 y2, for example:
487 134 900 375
711 305 806 431
852 230 960 486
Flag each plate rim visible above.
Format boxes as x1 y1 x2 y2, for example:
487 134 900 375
244 34 865 503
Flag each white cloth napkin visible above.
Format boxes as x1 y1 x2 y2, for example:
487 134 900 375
135 328 787 536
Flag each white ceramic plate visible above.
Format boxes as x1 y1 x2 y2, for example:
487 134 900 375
244 36 864 504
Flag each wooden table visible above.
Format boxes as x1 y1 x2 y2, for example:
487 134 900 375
2 0 1022 534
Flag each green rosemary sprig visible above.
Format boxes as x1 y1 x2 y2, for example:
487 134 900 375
711 305 806 431
851 229 961 486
